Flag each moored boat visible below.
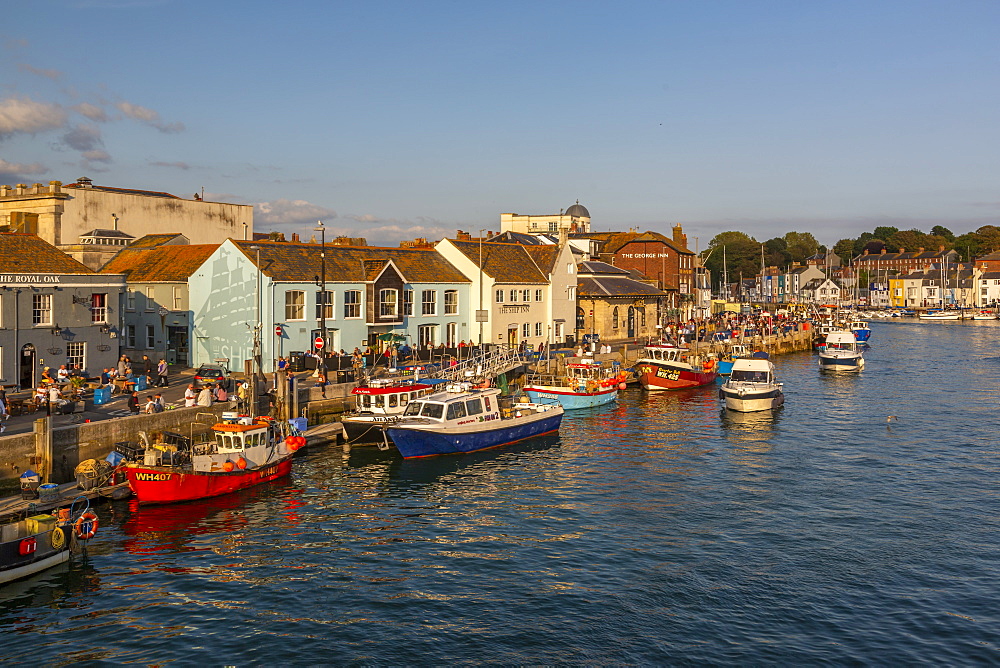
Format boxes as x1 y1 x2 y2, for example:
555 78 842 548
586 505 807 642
848 320 872 342
818 331 865 372
716 344 751 376
918 309 961 320
342 378 439 444
1 508 99 585
523 358 623 409
123 414 306 504
385 383 563 458
635 343 717 391
718 354 784 412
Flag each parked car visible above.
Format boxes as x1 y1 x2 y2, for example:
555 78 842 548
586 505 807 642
193 363 232 390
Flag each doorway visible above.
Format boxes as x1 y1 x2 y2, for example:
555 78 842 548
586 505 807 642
627 306 636 338
20 343 36 390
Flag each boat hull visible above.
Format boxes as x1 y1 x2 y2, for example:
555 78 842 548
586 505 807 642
523 386 617 409
387 411 563 459
342 416 399 444
636 361 716 390
818 354 864 372
852 329 871 342
125 457 294 505
719 387 784 412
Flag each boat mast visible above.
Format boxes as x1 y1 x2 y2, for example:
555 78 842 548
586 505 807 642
722 246 728 301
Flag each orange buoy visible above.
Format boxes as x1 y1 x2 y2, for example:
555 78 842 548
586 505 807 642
236 457 247 470
223 460 235 472
74 511 99 541
619 382 627 390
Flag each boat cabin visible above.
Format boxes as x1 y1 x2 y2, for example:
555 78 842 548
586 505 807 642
352 379 433 414
641 345 686 363
213 421 270 454
824 331 859 351
729 358 774 384
401 384 501 423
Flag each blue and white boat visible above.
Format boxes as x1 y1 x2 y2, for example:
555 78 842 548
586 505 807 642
385 383 564 458
522 359 622 409
718 354 784 412
848 320 871 342
818 331 865 372
716 344 751 376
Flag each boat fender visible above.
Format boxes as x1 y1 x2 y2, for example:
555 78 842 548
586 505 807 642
619 382 627 390
50 526 66 549
223 460 235 472
19 537 37 555
74 512 99 541
236 457 248 470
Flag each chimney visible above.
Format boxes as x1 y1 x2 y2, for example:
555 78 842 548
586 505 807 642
291 232 300 242
559 226 568 246
457 230 471 241
918 247 925 252
76 176 93 188
898 247 904 253
49 180 62 194
672 223 688 248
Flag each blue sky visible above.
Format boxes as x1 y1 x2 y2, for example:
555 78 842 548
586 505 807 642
3 0 1000 248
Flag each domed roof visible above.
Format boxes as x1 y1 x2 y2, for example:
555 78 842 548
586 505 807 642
565 200 590 218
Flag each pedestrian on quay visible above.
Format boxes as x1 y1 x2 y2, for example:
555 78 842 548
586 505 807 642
184 384 198 408
153 393 166 413
157 359 169 387
143 396 156 414
128 391 140 415
141 355 155 386
213 383 228 403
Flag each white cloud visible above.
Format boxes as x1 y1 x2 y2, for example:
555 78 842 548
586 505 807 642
255 199 338 227
0 158 47 180
116 100 184 133
74 102 108 122
0 96 66 140
62 123 103 152
17 63 61 80
82 149 111 163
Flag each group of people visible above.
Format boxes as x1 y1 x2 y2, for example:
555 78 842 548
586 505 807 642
102 355 170 390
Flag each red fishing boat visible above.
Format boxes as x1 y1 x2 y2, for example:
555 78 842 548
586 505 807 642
635 343 717 391
123 413 307 505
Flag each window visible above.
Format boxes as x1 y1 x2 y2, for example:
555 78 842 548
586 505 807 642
522 289 530 302
567 286 576 300
567 262 575 274
91 293 107 323
421 290 436 315
554 323 563 339
446 322 457 346
126 325 136 349
32 294 51 325
466 398 483 415
418 324 436 346
446 401 468 421
495 289 504 304
444 290 458 315
172 286 183 310
67 342 85 371
403 289 414 316
535 322 542 336
344 290 361 318
146 325 155 349
535 289 543 302
285 291 305 320
522 323 530 338
613 306 619 329
313 290 332 320
509 289 518 302
126 290 135 311
379 289 398 317
145 287 155 310
641 309 646 327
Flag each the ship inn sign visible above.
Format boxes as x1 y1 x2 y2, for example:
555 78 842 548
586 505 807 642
499 304 531 314
0 274 63 286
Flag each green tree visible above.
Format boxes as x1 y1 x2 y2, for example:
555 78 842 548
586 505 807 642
783 231 819 263
872 226 899 241
705 231 760 289
764 237 789 268
833 238 855 264
853 232 876 257
931 225 955 242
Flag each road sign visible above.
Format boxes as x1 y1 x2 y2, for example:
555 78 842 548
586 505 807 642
275 325 283 336
314 336 324 350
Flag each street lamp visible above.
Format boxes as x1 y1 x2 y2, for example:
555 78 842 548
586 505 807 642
314 221 327 375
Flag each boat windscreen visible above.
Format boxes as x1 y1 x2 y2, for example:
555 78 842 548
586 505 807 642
403 402 423 416
420 403 444 419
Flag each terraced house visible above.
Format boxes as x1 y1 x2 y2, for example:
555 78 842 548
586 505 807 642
187 240 471 372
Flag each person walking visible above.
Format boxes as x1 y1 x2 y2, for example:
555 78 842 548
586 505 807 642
141 355 154 386
128 391 140 415
156 359 169 387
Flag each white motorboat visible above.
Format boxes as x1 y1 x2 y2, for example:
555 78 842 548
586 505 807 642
818 331 864 372
918 310 961 320
718 355 784 412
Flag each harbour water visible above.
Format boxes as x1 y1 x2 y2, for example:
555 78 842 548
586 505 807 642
1 321 997 664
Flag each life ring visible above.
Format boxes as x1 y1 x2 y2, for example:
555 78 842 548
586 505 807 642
74 511 99 541
50 526 66 549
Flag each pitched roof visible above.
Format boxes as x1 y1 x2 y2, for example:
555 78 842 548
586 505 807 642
579 261 629 275
578 276 667 298
64 182 181 199
128 233 189 249
598 230 692 256
445 240 548 283
80 229 134 239
523 245 560 275
0 233 95 274
231 240 469 283
100 244 220 281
